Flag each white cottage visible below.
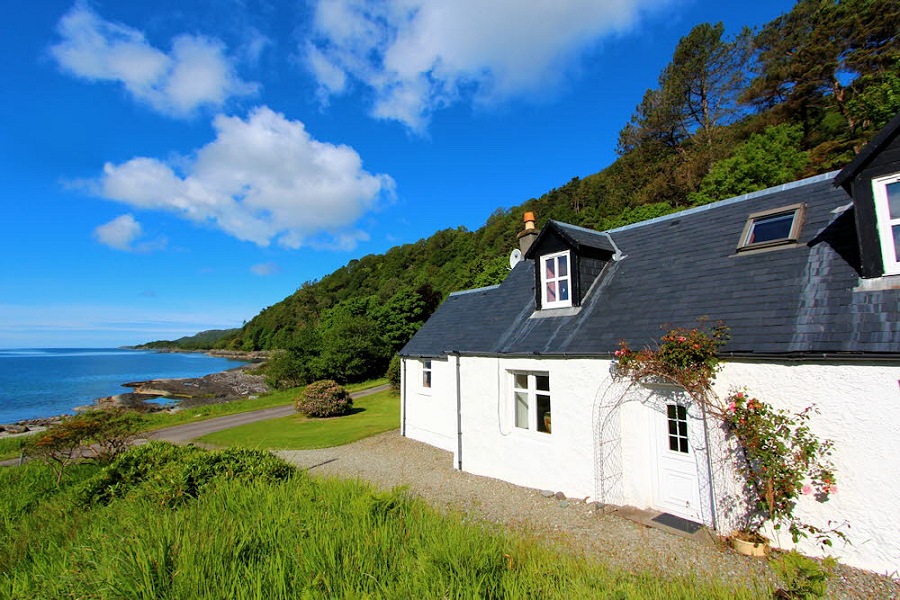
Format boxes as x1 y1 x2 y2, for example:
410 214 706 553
399 114 900 575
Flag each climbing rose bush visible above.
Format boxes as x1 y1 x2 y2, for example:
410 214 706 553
614 323 729 398
295 380 353 418
723 390 842 546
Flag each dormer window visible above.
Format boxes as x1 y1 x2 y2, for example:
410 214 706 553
872 173 900 275
541 251 572 309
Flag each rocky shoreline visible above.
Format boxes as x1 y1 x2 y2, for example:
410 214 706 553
0 356 270 436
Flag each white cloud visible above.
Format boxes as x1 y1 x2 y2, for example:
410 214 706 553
98 106 395 249
94 214 142 250
306 0 674 131
93 214 167 252
50 3 257 117
250 262 279 276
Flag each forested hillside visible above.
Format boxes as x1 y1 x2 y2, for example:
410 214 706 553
154 0 899 386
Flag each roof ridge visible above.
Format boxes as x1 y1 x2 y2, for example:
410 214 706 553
449 284 501 297
608 170 841 234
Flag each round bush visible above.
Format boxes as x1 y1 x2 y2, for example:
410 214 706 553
295 380 353 418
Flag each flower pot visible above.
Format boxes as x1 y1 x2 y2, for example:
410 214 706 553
730 532 768 557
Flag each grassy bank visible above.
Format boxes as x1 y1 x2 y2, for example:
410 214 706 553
197 388 399 450
0 446 766 599
0 436 27 461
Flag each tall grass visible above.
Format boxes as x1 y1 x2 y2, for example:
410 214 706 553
0 446 767 599
0 435 29 461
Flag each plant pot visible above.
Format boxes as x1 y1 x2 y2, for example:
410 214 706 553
731 532 769 557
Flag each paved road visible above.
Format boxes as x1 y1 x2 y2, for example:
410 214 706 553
149 383 391 443
0 384 392 466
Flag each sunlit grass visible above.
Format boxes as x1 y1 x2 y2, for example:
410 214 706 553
197 389 399 450
0 453 768 599
139 377 388 431
0 435 30 461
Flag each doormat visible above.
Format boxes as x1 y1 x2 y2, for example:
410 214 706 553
651 512 703 534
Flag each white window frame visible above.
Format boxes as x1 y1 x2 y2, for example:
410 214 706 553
872 173 900 275
511 371 551 435
540 250 573 309
421 359 432 389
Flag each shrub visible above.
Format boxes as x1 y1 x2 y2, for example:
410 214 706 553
24 409 144 483
78 441 296 508
771 550 835 599
295 379 353 418
386 354 401 391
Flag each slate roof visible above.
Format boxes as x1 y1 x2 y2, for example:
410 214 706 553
401 171 900 359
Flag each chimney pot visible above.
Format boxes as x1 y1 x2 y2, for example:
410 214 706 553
517 212 540 254
523 211 536 231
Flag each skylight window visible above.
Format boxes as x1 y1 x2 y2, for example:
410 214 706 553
737 204 805 251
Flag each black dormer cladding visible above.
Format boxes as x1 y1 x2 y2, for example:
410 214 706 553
834 112 900 278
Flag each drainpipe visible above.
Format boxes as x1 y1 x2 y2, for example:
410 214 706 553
699 401 719 532
401 357 407 437
453 351 463 471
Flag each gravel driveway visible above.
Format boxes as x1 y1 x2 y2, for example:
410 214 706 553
278 430 898 599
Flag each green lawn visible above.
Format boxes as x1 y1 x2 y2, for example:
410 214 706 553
139 377 387 431
197 388 399 450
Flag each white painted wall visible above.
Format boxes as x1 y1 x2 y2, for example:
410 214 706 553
409 354 900 575
401 357 457 452
713 361 900 576
458 356 600 500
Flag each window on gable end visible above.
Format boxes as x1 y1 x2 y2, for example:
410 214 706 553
540 250 572 309
421 359 432 389
737 204 806 252
872 173 900 275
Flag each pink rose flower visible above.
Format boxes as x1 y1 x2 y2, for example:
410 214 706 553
727 402 736 413
802 484 813 495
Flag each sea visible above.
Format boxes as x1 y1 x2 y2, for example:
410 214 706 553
0 348 248 424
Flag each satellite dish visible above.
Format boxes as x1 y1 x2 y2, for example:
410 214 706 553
509 248 523 269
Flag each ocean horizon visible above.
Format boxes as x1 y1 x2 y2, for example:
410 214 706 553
0 348 248 424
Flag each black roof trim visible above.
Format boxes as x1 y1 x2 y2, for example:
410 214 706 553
834 111 900 188
524 220 617 258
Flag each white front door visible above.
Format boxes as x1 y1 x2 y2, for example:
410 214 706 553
653 402 703 522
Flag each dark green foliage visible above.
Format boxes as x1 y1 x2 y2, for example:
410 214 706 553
137 328 240 350
387 354 401 391
295 380 353 418
77 441 296 508
689 124 810 205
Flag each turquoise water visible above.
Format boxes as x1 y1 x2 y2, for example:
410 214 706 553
0 348 247 424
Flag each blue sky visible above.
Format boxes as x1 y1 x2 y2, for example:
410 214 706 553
0 0 795 347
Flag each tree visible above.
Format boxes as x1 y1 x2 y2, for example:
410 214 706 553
744 0 900 147
688 124 810 205
616 22 753 204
